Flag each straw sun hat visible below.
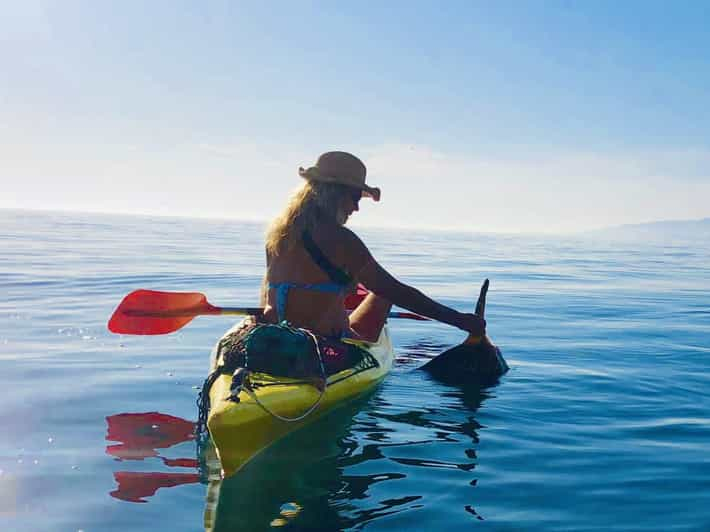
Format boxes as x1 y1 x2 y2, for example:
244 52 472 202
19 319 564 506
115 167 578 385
298 151 381 202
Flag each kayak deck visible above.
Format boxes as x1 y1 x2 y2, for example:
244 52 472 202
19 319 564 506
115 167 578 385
207 321 394 477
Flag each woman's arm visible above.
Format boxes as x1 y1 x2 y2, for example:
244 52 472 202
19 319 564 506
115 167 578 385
342 230 485 335
259 274 269 306
358 258 485 334
260 248 271 306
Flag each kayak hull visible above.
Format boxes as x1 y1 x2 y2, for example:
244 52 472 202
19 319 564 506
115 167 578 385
207 320 394 477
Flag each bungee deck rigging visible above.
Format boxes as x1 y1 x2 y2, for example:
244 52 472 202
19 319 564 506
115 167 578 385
198 318 394 477
196 318 391 476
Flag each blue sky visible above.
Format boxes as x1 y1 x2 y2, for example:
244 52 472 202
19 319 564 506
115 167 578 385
2 1 709 232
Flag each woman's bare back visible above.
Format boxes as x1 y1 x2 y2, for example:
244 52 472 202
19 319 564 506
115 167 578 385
264 225 358 337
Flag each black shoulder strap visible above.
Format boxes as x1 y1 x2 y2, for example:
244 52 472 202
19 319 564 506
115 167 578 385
302 230 353 286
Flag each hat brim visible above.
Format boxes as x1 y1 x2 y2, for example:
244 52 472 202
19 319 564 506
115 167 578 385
298 167 381 202
360 185 381 202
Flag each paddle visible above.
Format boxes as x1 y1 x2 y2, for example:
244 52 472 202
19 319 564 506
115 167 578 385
419 279 508 384
108 289 428 335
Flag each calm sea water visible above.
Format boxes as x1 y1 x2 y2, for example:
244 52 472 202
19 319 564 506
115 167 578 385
1 208 709 531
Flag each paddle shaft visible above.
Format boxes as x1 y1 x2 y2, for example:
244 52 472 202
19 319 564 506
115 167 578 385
123 307 428 320
108 289 431 335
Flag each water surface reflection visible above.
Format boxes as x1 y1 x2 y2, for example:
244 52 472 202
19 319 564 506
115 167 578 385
103 344 502 529
207 358 499 529
105 412 200 503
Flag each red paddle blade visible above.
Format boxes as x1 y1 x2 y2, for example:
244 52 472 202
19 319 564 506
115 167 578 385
344 283 370 311
108 289 217 335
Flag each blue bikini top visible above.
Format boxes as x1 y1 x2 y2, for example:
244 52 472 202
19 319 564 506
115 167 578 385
268 230 354 322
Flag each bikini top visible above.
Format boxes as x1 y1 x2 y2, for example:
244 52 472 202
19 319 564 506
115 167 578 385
268 230 354 322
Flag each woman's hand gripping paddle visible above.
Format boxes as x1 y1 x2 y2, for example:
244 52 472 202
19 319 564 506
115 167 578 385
108 287 428 336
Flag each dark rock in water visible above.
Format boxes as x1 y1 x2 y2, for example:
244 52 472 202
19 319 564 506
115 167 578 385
419 279 508 385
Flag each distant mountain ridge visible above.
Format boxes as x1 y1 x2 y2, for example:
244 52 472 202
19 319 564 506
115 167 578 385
586 217 710 240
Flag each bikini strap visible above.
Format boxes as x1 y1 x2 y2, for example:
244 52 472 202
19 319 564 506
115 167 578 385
269 283 290 323
302 230 353 286
269 282 345 322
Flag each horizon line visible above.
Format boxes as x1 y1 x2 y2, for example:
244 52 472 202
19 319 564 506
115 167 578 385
1 205 707 237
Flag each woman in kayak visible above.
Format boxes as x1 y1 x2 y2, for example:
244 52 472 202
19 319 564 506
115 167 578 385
262 151 486 341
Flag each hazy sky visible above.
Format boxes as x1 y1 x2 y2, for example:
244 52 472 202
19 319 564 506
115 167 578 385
2 1 709 233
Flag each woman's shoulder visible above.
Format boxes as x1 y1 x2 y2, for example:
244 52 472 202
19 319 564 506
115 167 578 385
316 223 365 250
314 225 372 273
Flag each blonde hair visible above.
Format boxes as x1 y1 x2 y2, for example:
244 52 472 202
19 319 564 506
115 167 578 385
265 181 349 257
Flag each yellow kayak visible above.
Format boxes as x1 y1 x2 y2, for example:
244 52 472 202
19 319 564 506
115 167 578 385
204 319 394 477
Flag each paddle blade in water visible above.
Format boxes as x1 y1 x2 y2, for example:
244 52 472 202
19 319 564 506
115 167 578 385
108 289 217 335
419 279 508 384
